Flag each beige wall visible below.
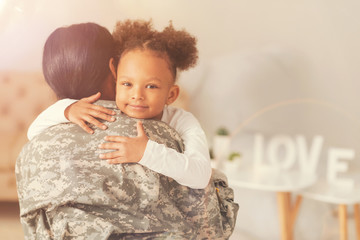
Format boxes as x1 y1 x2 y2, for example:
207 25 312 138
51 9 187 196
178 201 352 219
1 1 359 239
0 0 359 119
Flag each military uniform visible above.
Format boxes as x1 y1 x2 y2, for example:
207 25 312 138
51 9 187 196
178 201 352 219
16 101 238 240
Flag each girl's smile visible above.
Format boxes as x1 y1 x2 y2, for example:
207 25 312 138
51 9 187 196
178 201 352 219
113 49 179 120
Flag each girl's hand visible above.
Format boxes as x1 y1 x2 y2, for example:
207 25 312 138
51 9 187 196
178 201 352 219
99 121 149 164
64 92 116 134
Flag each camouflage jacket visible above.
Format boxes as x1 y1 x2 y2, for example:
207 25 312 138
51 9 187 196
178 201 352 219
16 101 238 240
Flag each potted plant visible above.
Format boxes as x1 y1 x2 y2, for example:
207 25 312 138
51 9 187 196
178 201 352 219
223 152 242 172
212 127 231 168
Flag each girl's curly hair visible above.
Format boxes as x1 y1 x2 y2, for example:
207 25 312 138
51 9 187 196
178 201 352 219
112 19 198 78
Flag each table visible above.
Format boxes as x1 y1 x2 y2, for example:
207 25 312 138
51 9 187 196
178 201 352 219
299 179 360 240
223 165 317 240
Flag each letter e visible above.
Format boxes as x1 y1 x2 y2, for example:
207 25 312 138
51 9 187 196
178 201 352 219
327 148 355 188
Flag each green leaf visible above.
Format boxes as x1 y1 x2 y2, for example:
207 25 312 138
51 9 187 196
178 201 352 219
228 152 241 161
216 127 229 136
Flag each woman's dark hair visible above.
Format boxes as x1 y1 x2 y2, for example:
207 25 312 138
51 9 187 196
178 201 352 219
42 22 115 99
112 19 198 79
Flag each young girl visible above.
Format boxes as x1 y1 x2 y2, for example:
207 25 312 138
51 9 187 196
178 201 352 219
28 19 211 189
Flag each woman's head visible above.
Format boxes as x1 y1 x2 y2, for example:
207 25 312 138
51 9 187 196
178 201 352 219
42 22 115 100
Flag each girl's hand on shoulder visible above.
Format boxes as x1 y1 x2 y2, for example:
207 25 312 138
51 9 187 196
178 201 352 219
64 92 116 134
99 121 149 164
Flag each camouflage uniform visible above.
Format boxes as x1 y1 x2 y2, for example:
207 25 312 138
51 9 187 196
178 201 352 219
16 101 238 240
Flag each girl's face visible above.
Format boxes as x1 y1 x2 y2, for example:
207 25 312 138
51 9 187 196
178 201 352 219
113 49 179 120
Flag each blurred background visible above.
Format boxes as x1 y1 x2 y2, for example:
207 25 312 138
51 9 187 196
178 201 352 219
0 0 359 239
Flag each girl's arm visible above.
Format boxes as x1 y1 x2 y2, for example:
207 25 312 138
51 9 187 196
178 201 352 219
140 125 212 189
27 98 77 140
100 108 212 189
27 92 116 140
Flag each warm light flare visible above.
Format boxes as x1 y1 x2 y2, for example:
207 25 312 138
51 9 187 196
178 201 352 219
0 0 6 13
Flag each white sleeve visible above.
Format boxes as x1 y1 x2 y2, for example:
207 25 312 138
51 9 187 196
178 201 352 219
139 110 212 189
27 99 77 140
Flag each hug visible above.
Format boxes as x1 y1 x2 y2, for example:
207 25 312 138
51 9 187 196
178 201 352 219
16 20 238 239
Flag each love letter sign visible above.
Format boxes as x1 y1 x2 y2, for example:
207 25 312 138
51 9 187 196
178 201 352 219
253 133 355 188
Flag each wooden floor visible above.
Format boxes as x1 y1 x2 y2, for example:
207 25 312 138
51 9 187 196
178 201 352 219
0 201 23 240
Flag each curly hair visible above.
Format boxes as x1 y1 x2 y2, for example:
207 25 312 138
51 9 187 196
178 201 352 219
112 19 198 78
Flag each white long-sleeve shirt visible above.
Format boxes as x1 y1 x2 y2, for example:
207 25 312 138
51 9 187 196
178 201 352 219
27 99 212 189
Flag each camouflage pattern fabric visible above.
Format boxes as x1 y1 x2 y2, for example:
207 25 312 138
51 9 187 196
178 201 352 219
16 100 238 240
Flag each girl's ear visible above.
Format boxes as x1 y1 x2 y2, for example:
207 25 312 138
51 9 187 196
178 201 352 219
166 85 180 105
109 58 117 81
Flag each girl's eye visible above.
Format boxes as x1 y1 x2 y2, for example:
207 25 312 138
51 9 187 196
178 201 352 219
122 82 131 87
146 84 158 89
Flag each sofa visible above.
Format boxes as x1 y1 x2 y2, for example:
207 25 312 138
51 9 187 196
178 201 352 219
0 72 56 201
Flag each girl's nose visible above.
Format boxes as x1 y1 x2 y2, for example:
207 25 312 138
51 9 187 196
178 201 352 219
131 87 144 100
